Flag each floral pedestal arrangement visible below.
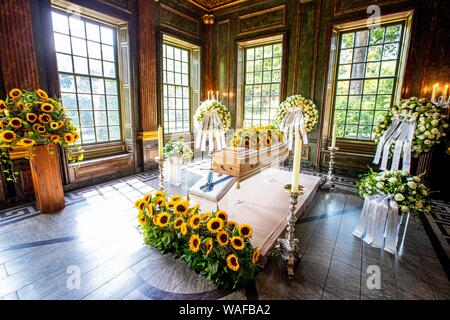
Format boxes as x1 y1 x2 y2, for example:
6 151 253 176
135 191 261 289
0 88 82 213
163 138 192 186
164 156 183 186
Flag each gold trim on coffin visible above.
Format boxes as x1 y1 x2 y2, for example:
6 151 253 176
138 131 159 141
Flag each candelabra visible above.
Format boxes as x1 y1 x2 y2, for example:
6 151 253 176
155 156 165 192
272 184 304 279
432 96 450 109
321 146 339 191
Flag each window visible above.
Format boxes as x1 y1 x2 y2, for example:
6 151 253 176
332 21 408 141
162 43 191 134
52 9 122 145
243 42 283 128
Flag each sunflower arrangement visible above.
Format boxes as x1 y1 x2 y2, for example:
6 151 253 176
194 99 232 131
373 97 448 157
230 125 284 149
358 169 431 217
0 88 83 181
136 190 261 289
275 95 319 133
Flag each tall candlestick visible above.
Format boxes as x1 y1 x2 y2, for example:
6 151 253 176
158 126 164 159
331 122 337 148
291 133 302 193
443 84 448 99
216 91 219 100
431 83 438 100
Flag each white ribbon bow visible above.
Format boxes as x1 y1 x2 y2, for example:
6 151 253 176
195 110 226 153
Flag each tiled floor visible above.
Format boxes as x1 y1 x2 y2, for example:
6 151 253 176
0 160 449 300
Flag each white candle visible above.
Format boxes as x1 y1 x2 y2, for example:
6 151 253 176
216 91 219 100
291 133 302 193
443 84 448 99
431 83 438 100
158 126 164 159
331 122 337 148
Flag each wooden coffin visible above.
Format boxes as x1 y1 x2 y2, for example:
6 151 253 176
212 142 289 182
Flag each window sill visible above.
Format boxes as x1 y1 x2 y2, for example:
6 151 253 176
68 152 132 168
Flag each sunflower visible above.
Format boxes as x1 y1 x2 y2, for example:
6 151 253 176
226 254 240 272
17 138 35 147
38 114 51 124
180 223 188 235
238 224 253 239
9 117 23 129
138 211 147 225
227 220 238 231
36 89 48 99
207 218 223 234
190 203 200 215
64 132 74 144
152 214 158 225
1 130 16 143
147 204 154 217
175 200 189 215
134 199 143 209
73 133 80 142
230 236 245 251
0 100 8 112
266 135 273 147
9 88 22 98
204 238 213 255
173 217 184 229
154 197 166 207
143 194 152 203
188 234 201 253
167 201 176 210
137 200 146 211
201 212 211 221
154 190 165 198
26 113 37 123
40 103 54 113
216 210 228 222
36 125 46 133
50 122 59 130
58 120 64 128
216 230 229 247
252 248 261 264
157 212 171 228
170 194 182 202
48 135 60 143
189 214 201 230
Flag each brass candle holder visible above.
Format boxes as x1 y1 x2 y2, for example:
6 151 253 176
273 183 305 279
321 146 339 191
155 156 165 192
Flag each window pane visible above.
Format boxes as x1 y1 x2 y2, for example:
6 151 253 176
162 43 191 134
52 10 122 145
332 22 404 141
243 42 282 127
56 53 73 73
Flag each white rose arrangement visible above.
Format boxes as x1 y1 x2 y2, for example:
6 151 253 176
373 97 448 157
275 95 319 133
163 137 193 161
358 169 431 216
194 99 231 131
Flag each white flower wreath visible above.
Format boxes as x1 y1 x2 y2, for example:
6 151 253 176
373 97 448 157
194 99 231 130
275 95 319 133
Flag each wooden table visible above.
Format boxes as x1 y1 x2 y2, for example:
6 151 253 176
189 168 321 256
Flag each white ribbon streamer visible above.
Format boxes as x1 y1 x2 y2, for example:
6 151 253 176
373 115 417 173
279 108 308 150
195 109 227 153
353 195 403 254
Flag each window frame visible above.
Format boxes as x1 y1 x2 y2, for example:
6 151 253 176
324 11 413 148
51 7 123 146
161 34 200 137
236 34 286 129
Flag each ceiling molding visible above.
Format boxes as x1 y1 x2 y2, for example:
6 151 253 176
184 0 250 12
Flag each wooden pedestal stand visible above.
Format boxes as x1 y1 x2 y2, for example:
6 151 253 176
29 144 65 213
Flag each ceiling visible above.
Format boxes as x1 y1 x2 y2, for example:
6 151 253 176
185 0 246 11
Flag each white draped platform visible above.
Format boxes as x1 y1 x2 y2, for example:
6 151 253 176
189 168 321 257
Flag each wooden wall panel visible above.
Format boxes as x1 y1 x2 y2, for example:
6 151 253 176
160 3 200 38
216 20 232 111
237 5 286 36
0 0 39 90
